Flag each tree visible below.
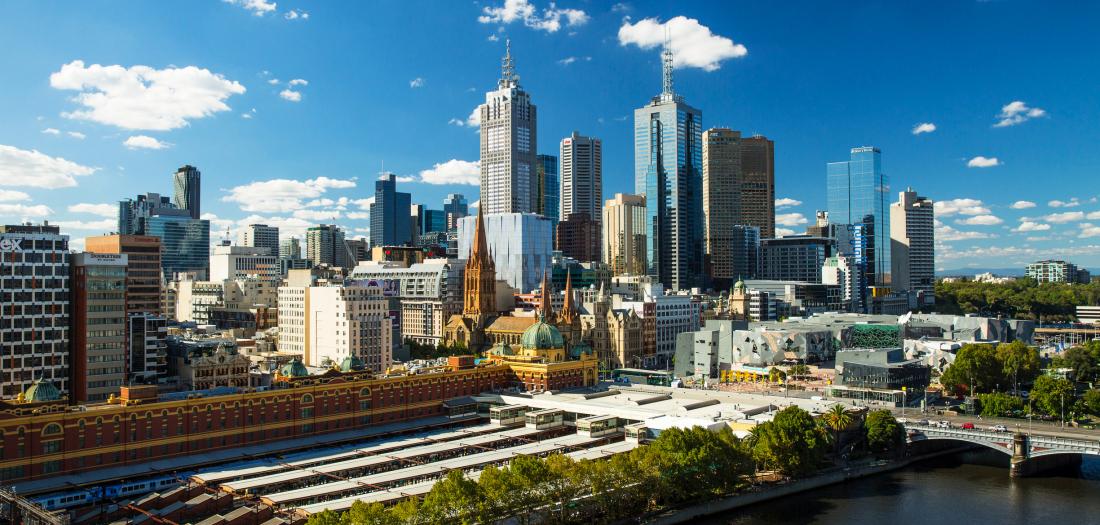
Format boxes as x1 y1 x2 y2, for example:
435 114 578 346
821 404 853 454
864 410 904 455
305 510 344 525
976 392 1024 417
346 501 401 525
1030 375 1076 419
420 469 480 524
939 343 1004 395
1084 389 1100 417
1052 342 1100 383
751 406 827 477
996 340 1041 392
542 454 585 523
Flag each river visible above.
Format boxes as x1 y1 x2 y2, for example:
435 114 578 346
702 450 1100 525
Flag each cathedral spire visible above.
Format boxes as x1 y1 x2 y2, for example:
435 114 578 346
560 270 577 323
539 271 552 319
469 206 492 270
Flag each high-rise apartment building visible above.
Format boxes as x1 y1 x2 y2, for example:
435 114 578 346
536 154 560 233
479 40 538 214
890 188 935 301
86 234 163 315
307 224 351 267
238 224 279 254
443 193 469 230
209 245 280 282
305 283 394 372
371 173 413 248
0 224 71 399
560 132 602 221
118 192 189 235
827 146 891 288
634 44 703 291
702 128 743 288
603 193 647 276
70 253 127 403
759 236 835 283
280 237 302 259
173 165 201 220
349 259 466 346
727 225 761 282
740 135 775 239
127 313 166 385
557 213 601 262
1026 260 1090 284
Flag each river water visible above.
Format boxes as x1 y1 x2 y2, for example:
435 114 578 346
703 450 1100 525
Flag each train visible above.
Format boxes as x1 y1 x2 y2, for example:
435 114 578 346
31 472 192 511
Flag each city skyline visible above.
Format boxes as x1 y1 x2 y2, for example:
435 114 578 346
1 1 1099 270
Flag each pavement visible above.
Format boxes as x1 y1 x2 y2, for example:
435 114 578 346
891 409 1100 441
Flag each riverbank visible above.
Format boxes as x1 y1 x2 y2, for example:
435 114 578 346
642 446 970 525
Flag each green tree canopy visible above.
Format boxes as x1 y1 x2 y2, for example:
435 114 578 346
751 406 828 477
940 343 1004 395
1030 375 1076 418
864 410 905 455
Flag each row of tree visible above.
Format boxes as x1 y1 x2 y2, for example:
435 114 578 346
938 341 1041 395
934 278 1100 322
306 406 904 525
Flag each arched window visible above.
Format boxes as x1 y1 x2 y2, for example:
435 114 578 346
301 394 314 404
42 423 63 436
360 387 371 397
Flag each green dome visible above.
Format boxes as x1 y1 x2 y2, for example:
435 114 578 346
569 342 593 359
733 278 746 294
340 356 366 372
24 378 61 403
280 358 309 378
488 342 514 356
521 318 564 350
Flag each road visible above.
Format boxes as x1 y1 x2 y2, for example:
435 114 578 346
890 408 1100 440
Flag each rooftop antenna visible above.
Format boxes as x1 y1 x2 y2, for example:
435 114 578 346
661 25 675 99
500 38 518 88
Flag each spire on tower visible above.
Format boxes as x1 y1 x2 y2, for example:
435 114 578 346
500 38 519 88
661 26 675 98
560 270 577 323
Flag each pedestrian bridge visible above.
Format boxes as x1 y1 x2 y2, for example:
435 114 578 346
903 423 1100 476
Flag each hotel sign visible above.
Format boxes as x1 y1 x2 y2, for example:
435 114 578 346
0 238 22 252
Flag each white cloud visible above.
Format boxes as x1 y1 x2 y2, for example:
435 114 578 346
267 78 280 85
409 77 425 88
478 0 589 33
774 197 802 209
936 222 995 241
450 106 481 128
0 145 97 189
223 0 276 16
618 16 747 72
611 3 630 13
49 60 245 131
68 203 117 217
67 131 86 139
394 175 417 183
911 122 936 135
52 219 115 231
418 159 480 185
1048 198 1080 208
957 214 1003 226
0 190 30 202
241 113 253 119
1014 221 1051 232
967 156 1001 168
222 176 356 213
1087 211 1100 220
775 212 808 227
293 209 341 221
1044 211 1085 223
935 198 990 217
994 100 1046 128
42 128 60 135
123 135 170 150
775 228 796 237
200 212 236 232
0 203 53 218
288 78 308 86
1010 200 1036 209
346 212 371 220
279 89 302 102
1080 223 1100 239
558 57 577 66
284 9 309 20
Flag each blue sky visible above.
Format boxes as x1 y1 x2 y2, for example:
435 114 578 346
1 0 1098 271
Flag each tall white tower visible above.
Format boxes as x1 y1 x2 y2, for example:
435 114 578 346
479 39 538 215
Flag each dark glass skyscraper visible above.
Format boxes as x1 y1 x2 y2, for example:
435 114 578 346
443 193 468 230
536 154 559 233
827 147 891 288
173 165 201 220
370 173 412 247
633 46 703 291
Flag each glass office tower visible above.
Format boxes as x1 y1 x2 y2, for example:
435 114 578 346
826 146 891 288
145 215 210 281
634 66 703 291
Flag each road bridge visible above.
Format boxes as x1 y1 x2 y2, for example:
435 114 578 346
903 422 1100 476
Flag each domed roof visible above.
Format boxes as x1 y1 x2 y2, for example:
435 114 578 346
488 342 514 356
24 378 61 403
569 341 593 359
340 356 366 372
280 358 309 378
521 317 564 350
732 277 746 294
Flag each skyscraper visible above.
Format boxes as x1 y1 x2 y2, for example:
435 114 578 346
238 224 280 254
173 165 201 220
890 188 935 301
479 39 537 215
602 193 647 276
370 173 412 247
280 237 302 259
443 193 469 230
560 132 602 222
702 128 742 288
740 135 775 240
86 234 163 315
71 253 127 403
307 224 351 267
827 147 891 288
634 42 703 291
536 154 559 231
118 191 209 281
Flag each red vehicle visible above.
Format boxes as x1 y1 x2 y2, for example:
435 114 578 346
961 422 975 430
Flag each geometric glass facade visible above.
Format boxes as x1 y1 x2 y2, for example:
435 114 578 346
827 146 891 287
145 216 210 282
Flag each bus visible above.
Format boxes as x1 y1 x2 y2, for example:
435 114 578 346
611 368 675 387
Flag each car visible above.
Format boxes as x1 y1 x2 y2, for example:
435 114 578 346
990 425 1009 432
917 419 930 426
896 418 908 424
961 422 975 430
937 420 952 428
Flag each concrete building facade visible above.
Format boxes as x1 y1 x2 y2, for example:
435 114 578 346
479 40 538 215
70 253 128 403
602 193 647 277
890 188 935 302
